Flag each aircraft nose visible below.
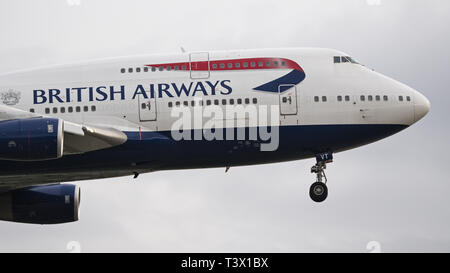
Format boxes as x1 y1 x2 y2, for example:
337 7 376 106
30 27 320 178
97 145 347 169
414 91 430 123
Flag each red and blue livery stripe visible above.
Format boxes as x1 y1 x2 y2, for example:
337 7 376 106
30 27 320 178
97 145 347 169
145 57 306 93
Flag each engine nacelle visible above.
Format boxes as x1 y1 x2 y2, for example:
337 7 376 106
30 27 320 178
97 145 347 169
0 184 80 224
0 118 63 161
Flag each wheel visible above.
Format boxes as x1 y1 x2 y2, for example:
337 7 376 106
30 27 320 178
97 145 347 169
309 182 328 202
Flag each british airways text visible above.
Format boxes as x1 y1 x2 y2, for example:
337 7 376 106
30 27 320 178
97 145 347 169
33 80 232 104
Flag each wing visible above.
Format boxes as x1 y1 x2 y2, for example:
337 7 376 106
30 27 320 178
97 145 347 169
62 120 128 155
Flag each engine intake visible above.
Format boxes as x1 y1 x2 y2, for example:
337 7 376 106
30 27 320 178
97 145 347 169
0 184 80 224
0 118 63 161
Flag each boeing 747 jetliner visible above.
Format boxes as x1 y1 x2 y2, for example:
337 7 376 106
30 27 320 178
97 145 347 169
0 48 429 224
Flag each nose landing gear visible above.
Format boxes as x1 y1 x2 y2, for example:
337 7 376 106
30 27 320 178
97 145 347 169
309 152 333 203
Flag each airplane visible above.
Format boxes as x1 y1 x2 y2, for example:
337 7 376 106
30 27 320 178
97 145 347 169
0 48 430 224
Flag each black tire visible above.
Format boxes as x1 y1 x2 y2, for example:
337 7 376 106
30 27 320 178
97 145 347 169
309 182 328 202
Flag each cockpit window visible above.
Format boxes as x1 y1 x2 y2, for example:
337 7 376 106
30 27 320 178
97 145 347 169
342 56 358 64
348 57 359 64
334 56 359 64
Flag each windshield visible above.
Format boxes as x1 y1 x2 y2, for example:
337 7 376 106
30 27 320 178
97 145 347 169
334 55 361 65
343 56 359 64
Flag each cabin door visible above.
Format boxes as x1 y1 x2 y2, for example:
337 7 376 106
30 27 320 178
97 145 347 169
138 93 157 122
278 84 298 115
190 52 210 79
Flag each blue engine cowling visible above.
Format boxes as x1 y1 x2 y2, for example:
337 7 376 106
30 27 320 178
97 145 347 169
0 118 63 161
0 184 80 224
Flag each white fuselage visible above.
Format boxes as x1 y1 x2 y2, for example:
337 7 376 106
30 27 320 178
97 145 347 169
0 48 430 185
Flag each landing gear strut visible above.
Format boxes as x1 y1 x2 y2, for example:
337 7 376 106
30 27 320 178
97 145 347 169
309 152 333 203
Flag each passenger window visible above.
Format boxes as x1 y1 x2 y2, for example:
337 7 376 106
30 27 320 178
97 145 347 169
136 68 141 73
237 98 242 104
399 96 403 101
174 66 179 71
266 61 271 67
83 106 88 112
314 96 319 102
141 103 146 109
245 98 250 104
191 101 195 107
220 63 225 69
273 61 279 67
181 65 187 70
345 95 350 101
229 99 235 105
166 66 171 71
68 106 73 113
360 95 365 101
53 107 58 113
120 68 125 73
322 96 327 102
91 105 96 112
250 62 256 67
212 64 218 69
258 62 263 67
235 63 240 68
281 61 286 66
176 101 180 106
158 66 164 71
168 102 173 108
151 67 156 72
383 95 388 101
227 63 233 69
368 95 373 101
243 62 248 68
144 67 148 72
282 97 288 103
214 99 219 105
376 95 380 101
253 98 257 104
45 108 50 114
60 107 65 113
183 101 188 106
206 100 211 106
334 56 341 63
30 108 35 113
128 68 133 73
337 96 342 102
222 99 227 105
76 106 81 112
406 96 411 101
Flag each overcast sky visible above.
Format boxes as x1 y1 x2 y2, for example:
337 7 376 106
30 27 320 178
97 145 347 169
0 0 449 252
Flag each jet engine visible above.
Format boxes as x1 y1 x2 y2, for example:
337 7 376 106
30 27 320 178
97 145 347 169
0 118 63 161
0 184 80 224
